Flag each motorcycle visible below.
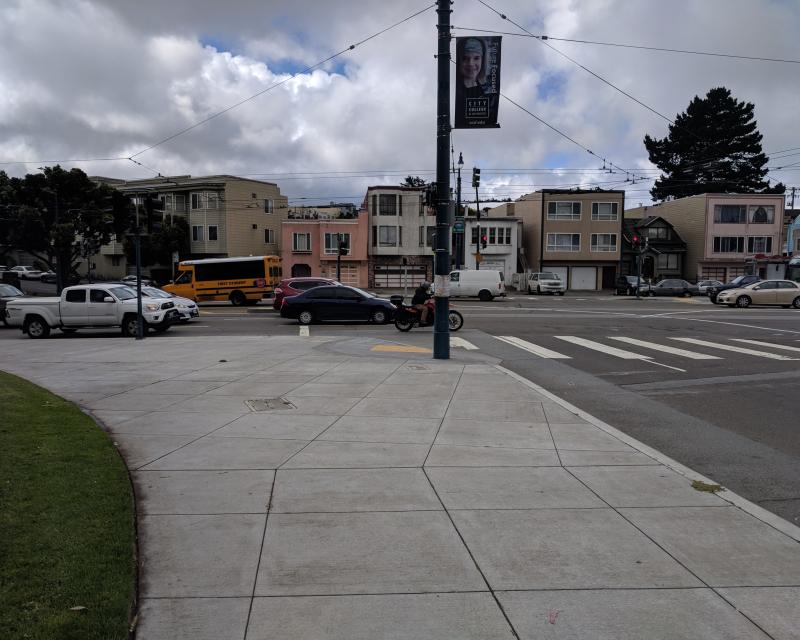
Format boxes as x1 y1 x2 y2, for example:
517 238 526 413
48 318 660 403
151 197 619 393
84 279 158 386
393 297 464 332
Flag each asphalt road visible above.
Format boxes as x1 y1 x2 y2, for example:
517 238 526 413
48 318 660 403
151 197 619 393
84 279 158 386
3 290 799 525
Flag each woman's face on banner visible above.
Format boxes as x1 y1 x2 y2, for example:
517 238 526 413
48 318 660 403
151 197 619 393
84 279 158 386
460 51 482 84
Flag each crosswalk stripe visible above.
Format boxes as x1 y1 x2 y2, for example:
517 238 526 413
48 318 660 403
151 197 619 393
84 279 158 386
450 337 478 350
731 339 800 354
609 336 722 360
495 336 571 359
672 338 797 361
555 336 651 360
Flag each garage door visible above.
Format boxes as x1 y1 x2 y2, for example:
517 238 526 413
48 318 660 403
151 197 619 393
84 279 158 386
571 266 597 290
373 265 428 288
338 264 360 286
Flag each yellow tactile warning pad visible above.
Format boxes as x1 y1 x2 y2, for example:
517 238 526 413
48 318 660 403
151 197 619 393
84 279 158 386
370 344 432 353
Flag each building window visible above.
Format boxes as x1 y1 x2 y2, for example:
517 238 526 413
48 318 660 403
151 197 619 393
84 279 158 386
713 236 745 253
489 228 496 244
264 199 274 214
546 233 580 252
547 201 581 220
591 202 618 221
471 227 479 245
646 226 669 240
325 232 351 255
192 225 204 242
713 205 746 224
264 229 275 244
657 253 679 269
590 233 617 252
796 237 800 253
747 236 772 254
379 194 397 215
748 205 774 224
419 226 425 246
293 233 311 252
111 256 121 267
208 225 218 242
505 228 512 244
190 192 219 210
378 226 398 246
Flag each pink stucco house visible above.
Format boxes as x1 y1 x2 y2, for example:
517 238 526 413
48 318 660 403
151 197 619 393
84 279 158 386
281 211 369 287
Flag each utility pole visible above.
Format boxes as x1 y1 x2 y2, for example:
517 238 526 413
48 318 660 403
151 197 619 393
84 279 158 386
336 232 343 281
433 0 451 360
456 152 463 270
134 196 144 340
473 167 481 270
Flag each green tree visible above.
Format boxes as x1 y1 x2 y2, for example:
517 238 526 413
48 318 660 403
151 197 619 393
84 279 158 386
401 176 427 187
1 166 131 291
123 216 190 269
644 87 784 201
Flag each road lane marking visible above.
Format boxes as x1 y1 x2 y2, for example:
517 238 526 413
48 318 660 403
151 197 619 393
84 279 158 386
609 336 722 360
299 326 309 337
731 339 800 354
495 336 571 359
672 338 798 361
450 337 478 350
555 336 686 372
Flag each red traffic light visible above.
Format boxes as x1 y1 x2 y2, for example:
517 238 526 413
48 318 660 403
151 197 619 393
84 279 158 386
632 235 639 243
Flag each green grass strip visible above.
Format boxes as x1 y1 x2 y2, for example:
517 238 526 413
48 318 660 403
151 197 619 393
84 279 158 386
0 372 136 640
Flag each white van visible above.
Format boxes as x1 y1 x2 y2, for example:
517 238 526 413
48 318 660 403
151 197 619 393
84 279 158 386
449 269 506 301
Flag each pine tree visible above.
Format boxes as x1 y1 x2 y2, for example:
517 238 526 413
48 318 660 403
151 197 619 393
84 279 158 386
644 87 784 201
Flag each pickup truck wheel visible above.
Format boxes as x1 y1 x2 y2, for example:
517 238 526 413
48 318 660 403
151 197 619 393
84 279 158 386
121 314 144 337
25 316 50 339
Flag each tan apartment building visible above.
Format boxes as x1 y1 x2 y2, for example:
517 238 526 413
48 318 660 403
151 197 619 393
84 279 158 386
92 175 288 279
626 194 785 282
490 189 624 290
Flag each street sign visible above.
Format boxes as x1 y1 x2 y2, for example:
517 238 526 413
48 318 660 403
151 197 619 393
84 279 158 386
453 219 465 233
474 253 483 263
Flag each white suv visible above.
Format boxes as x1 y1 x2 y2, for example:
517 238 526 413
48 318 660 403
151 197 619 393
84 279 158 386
528 272 566 295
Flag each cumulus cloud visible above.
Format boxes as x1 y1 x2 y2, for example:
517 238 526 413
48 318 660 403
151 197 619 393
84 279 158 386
1 0 798 206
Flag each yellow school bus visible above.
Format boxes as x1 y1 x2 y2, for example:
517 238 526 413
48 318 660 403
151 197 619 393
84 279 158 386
164 256 282 306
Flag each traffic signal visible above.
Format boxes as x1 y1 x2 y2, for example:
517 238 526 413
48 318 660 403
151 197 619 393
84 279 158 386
337 233 349 255
481 233 488 249
472 167 480 188
144 195 164 234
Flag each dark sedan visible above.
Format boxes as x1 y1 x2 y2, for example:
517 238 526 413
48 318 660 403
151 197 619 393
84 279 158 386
648 279 698 297
280 285 394 325
0 283 26 325
708 275 761 304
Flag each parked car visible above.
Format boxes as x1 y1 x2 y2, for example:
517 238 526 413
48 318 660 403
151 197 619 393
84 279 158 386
121 275 154 286
448 269 506 301
273 277 340 310
696 279 724 295
0 283 25 326
527 272 566 295
716 280 800 308
40 271 81 285
648 279 698 297
139 286 199 322
4 284 180 338
280 285 394 325
10 266 42 280
615 275 652 296
707 275 761 304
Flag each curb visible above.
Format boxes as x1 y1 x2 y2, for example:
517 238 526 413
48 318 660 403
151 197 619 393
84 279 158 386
495 364 800 543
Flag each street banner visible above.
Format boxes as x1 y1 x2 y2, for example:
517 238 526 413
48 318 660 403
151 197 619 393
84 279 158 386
454 36 501 129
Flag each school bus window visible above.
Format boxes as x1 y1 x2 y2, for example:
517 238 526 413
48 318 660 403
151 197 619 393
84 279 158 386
175 271 192 284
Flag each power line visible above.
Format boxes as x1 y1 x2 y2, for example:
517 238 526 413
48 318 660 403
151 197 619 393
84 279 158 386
452 26 800 65
129 3 435 159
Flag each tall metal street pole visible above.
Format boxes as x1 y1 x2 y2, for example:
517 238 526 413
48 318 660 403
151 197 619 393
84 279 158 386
433 0 451 360
134 197 144 340
456 152 463 270
475 184 481 270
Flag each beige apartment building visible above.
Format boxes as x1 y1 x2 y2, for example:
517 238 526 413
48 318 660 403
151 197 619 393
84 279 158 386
92 175 288 280
490 189 624 290
626 194 785 282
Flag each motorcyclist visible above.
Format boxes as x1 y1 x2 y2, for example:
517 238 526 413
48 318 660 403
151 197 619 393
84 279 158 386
411 281 432 325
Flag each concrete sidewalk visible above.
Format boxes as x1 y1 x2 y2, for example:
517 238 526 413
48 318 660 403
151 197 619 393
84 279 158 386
1 335 799 640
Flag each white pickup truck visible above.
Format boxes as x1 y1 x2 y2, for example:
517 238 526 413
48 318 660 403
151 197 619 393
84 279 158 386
4 284 180 338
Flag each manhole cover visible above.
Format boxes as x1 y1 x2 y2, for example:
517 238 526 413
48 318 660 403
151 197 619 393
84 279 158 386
246 398 295 412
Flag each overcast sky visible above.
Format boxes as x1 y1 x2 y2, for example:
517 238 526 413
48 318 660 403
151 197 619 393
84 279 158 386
1 0 799 208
